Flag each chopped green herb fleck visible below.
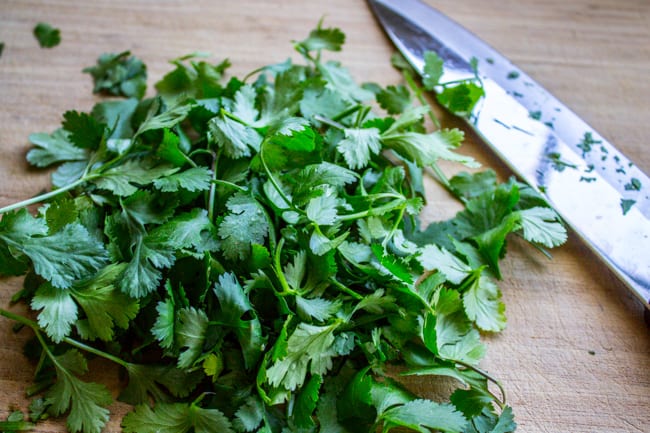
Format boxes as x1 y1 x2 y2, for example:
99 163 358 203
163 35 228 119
624 178 642 191
621 199 636 215
577 132 602 157
547 152 577 172
33 22 61 48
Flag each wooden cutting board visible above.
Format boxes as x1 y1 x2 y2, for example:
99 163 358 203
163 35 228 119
0 0 648 431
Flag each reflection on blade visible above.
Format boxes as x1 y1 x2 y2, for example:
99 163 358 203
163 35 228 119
369 0 650 307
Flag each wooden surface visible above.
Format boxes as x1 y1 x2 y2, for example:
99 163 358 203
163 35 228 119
0 0 649 431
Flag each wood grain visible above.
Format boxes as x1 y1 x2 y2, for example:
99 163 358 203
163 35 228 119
0 0 648 432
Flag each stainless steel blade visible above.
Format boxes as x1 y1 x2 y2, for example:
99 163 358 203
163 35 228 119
368 0 650 309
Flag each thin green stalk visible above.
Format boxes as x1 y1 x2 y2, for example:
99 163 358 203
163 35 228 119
313 114 347 131
259 142 297 211
402 69 440 128
210 179 247 192
0 308 128 369
453 358 507 408
0 177 86 215
382 204 407 249
207 150 220 222
426 163 452 192
331 104 362 122
61 336 128 369
328 277 363 301
272 238 296 296
338 198 406 222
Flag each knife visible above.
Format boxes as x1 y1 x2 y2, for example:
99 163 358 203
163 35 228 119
368 0 650 311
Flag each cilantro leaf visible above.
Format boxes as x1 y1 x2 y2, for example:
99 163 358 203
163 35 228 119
233 396 265 432
117 235 163 298
430 288 486 365
71 263 140 341
83 51 147 99
293 374 323 428
27 129 88 167
122 403 234 433
318 61 375 102
31 283 78 343
382 130 478 169
93 159 177 196
213 272 265 369
46 350 112 433
176 307 209 369
147 208 219 254
516 207 567 248
3 222 108 289
336 127 382 169
0 209 47 276
296 23 345 53
152 297 176 350
380 399 467 433
462 276 506 332
300 86 350 122
135 98 193 137
33 22 61 48
306 187 341 226
120 363 202 405
155 55 230 100
153 166 213 192
218 193 269 260
418 244 471 285
296 296 341 322
422 51 445 89
62 111 106 150
376 84 412 115
208 114 262 159
466 406 517 433
437 82 485 116
266 322 340 391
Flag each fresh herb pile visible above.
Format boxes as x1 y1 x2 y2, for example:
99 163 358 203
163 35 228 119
0 22 566 433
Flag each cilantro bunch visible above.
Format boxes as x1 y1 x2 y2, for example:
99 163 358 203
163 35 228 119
0 22 566 433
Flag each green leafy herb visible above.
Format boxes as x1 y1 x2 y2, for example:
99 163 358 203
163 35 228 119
83 51 148 99
33 22 61 48
0 22 566 433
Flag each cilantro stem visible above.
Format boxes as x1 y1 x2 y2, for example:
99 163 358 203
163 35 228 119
338 198 405 222
272 237 297 296
210 179 247 192
259 141 297 211
402 69 440 129
382 203 407 249
426 164 452 193
331 104 363 122
0 177 86 215
313 114 346 131
0 308 38 330
208 150 220 222
0 308 129 370
328 277 363 300
452 358 507 408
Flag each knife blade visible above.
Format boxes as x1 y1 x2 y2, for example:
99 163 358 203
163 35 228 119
368 0 650 310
